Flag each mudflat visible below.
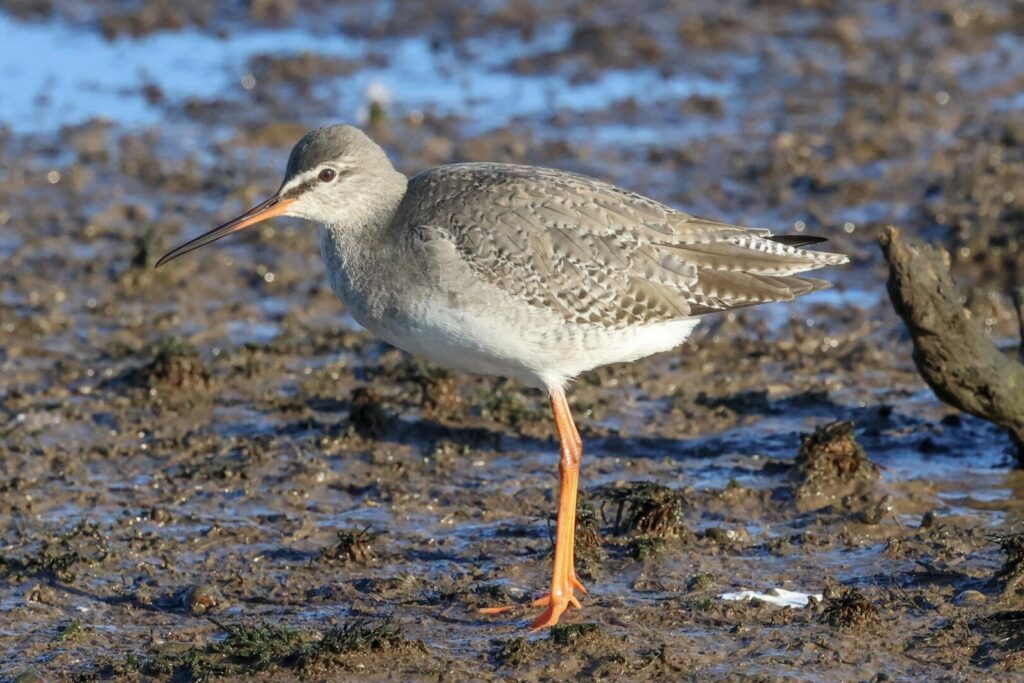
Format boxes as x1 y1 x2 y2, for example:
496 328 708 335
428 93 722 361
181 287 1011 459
1 1 1022 679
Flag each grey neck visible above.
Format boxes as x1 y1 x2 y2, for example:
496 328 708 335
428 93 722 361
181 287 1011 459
322 170 408 265
318 171 409 320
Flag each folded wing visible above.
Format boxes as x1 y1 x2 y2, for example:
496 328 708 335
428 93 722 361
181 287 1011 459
402 163 849 328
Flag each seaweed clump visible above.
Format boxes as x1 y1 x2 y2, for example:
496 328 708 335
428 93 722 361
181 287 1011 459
819 587 881 630
574 502 602 554
599 482 689 538
549 622 601 647
0 520 109 584
349 387 392 438
992 532 1024 598
322 527 377 563
298 618 411 672
58 618 93 642
139 617 413 680
629 535 667 560
145 339 211 390
968 610 1024 667
794 421 878 500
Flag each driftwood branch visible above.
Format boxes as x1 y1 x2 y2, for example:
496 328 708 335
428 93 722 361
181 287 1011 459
879 226 1024 464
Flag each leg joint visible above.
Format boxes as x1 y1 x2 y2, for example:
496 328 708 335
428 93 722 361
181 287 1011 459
559 443 581 469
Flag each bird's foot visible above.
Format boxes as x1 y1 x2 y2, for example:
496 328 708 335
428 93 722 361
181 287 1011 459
479 574 587 628
528 575 586 630
529 592 578 630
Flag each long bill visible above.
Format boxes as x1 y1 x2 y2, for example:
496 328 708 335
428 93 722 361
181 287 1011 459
155 195 296 268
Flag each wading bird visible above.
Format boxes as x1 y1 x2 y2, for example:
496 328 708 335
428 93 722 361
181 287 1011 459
158 125 848 629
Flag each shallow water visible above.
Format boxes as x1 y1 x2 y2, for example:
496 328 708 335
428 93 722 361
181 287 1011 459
0 14 725 139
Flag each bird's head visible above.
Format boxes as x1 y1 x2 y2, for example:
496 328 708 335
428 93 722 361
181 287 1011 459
156 124 405 268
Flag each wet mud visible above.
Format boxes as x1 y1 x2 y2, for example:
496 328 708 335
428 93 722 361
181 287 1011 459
1 0 1024 680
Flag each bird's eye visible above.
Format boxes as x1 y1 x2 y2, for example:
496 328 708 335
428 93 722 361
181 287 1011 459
318 168 337 182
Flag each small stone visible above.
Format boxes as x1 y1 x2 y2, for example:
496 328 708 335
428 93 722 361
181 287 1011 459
149 507 172 525
182 584 224 615
702 526 750 545
25 583 59 606
954 590 986 605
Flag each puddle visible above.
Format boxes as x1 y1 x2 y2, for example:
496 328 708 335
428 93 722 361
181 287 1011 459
0 14 726 136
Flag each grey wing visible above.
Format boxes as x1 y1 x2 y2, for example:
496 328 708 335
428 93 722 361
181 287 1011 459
402 163 849 328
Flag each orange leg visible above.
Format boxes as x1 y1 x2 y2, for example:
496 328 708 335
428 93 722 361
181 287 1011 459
564 406 587 596
528 387 586 630
479 387 588 629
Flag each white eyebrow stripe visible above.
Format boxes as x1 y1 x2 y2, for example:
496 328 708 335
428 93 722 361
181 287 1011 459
279 162 356 196
279 168 319 196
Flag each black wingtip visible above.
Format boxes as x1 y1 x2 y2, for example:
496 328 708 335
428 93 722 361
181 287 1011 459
768 235 829 247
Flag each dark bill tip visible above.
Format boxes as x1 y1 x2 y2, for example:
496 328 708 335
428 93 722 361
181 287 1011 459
155 195 295 268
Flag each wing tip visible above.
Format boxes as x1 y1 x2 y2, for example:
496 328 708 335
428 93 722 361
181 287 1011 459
767 234 850 267
768 234 830 247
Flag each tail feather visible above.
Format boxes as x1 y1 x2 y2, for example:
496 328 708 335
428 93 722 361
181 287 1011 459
639 219 848 317
668 233 846 315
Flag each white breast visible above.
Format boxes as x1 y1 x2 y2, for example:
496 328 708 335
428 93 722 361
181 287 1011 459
319 225 700 390
360 284 700 390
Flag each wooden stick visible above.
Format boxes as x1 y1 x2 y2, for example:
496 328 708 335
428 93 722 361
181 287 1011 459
879 226 1024 464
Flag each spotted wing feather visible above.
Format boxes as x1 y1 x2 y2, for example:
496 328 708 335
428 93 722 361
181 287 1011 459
398 163 848 327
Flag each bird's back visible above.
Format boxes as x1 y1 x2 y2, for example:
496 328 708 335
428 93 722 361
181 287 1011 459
393 162 848 330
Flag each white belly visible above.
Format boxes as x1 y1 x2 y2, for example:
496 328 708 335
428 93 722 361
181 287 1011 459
362 290 700 390
319 226 699 390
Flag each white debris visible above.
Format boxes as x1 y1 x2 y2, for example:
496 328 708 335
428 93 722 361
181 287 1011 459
719 588 822 608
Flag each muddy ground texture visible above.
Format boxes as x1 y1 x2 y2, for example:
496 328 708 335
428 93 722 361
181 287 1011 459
2 0 1024 680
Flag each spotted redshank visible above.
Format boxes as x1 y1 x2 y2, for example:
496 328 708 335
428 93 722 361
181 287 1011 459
157 124 849 630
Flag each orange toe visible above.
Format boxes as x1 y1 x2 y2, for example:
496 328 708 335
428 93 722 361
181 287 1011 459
529 598 570 630
479 605 516 616
570 574 587 595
